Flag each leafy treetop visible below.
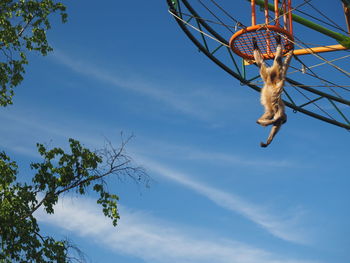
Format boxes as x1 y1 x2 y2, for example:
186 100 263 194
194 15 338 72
0 0 67 106
0 138 147 262
0 1 148 262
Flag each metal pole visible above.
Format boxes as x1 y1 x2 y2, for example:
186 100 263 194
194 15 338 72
248 0 350 47
283 0 287 30
264 0 269 24
288 0 293 35
274 0 280 26
293 44 347 56
252 0 256 25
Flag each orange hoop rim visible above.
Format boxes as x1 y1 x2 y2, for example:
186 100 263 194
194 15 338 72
229 25 294 60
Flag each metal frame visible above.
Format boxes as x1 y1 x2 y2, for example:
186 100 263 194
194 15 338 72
167 0 350 129
229 25 294 60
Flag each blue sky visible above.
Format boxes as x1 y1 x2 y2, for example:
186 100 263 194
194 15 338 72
1 0 350 262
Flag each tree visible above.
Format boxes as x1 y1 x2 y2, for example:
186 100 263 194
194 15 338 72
1 138 147 262
0 0 67 106
0 1 148 262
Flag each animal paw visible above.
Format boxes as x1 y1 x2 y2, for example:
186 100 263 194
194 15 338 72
274 34 281 45
284 42 293 50
252 37 259 50
260 142 268 148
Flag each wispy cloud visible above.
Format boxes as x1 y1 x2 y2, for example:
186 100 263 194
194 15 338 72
51 50 246 122
0 109 105 158
1 108 309 245
184 150 292 167
138 157 310 245
135 138 294 168
37 196 317 263
0 108 293 170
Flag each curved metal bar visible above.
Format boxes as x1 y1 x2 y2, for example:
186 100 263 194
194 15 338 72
180 0 231 45
167 0 350 129
285 78 350 106
181 0 350 106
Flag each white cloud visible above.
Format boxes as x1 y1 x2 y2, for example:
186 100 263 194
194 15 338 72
0 107 292 170
138 157 310 245
135 138 294 168
0 109 108 158
0 107 308 245
51 50 245 122
37 196 317 263
185 150 292 167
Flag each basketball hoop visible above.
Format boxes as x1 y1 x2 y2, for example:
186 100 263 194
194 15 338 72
229 0 294 60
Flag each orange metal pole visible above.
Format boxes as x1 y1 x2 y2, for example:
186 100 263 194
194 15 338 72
293 44 347 56
251 0 256 26
274 0 279 26
288 0 293 35
264 0 269 24
283 0 287 30
264 0 271 55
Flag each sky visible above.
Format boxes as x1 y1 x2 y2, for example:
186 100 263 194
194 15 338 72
1 0 350 263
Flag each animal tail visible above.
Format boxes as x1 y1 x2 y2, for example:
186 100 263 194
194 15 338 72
260 121 283 148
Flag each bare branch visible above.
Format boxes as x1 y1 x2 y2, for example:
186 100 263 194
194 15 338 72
24 136 148 219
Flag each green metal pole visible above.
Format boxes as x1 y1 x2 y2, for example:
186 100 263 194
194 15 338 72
170 0 179 10
248 0 350 47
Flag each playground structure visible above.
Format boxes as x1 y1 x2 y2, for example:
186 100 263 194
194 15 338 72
167 0 350 130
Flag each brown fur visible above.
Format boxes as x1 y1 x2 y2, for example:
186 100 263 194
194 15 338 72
253 37 293 147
